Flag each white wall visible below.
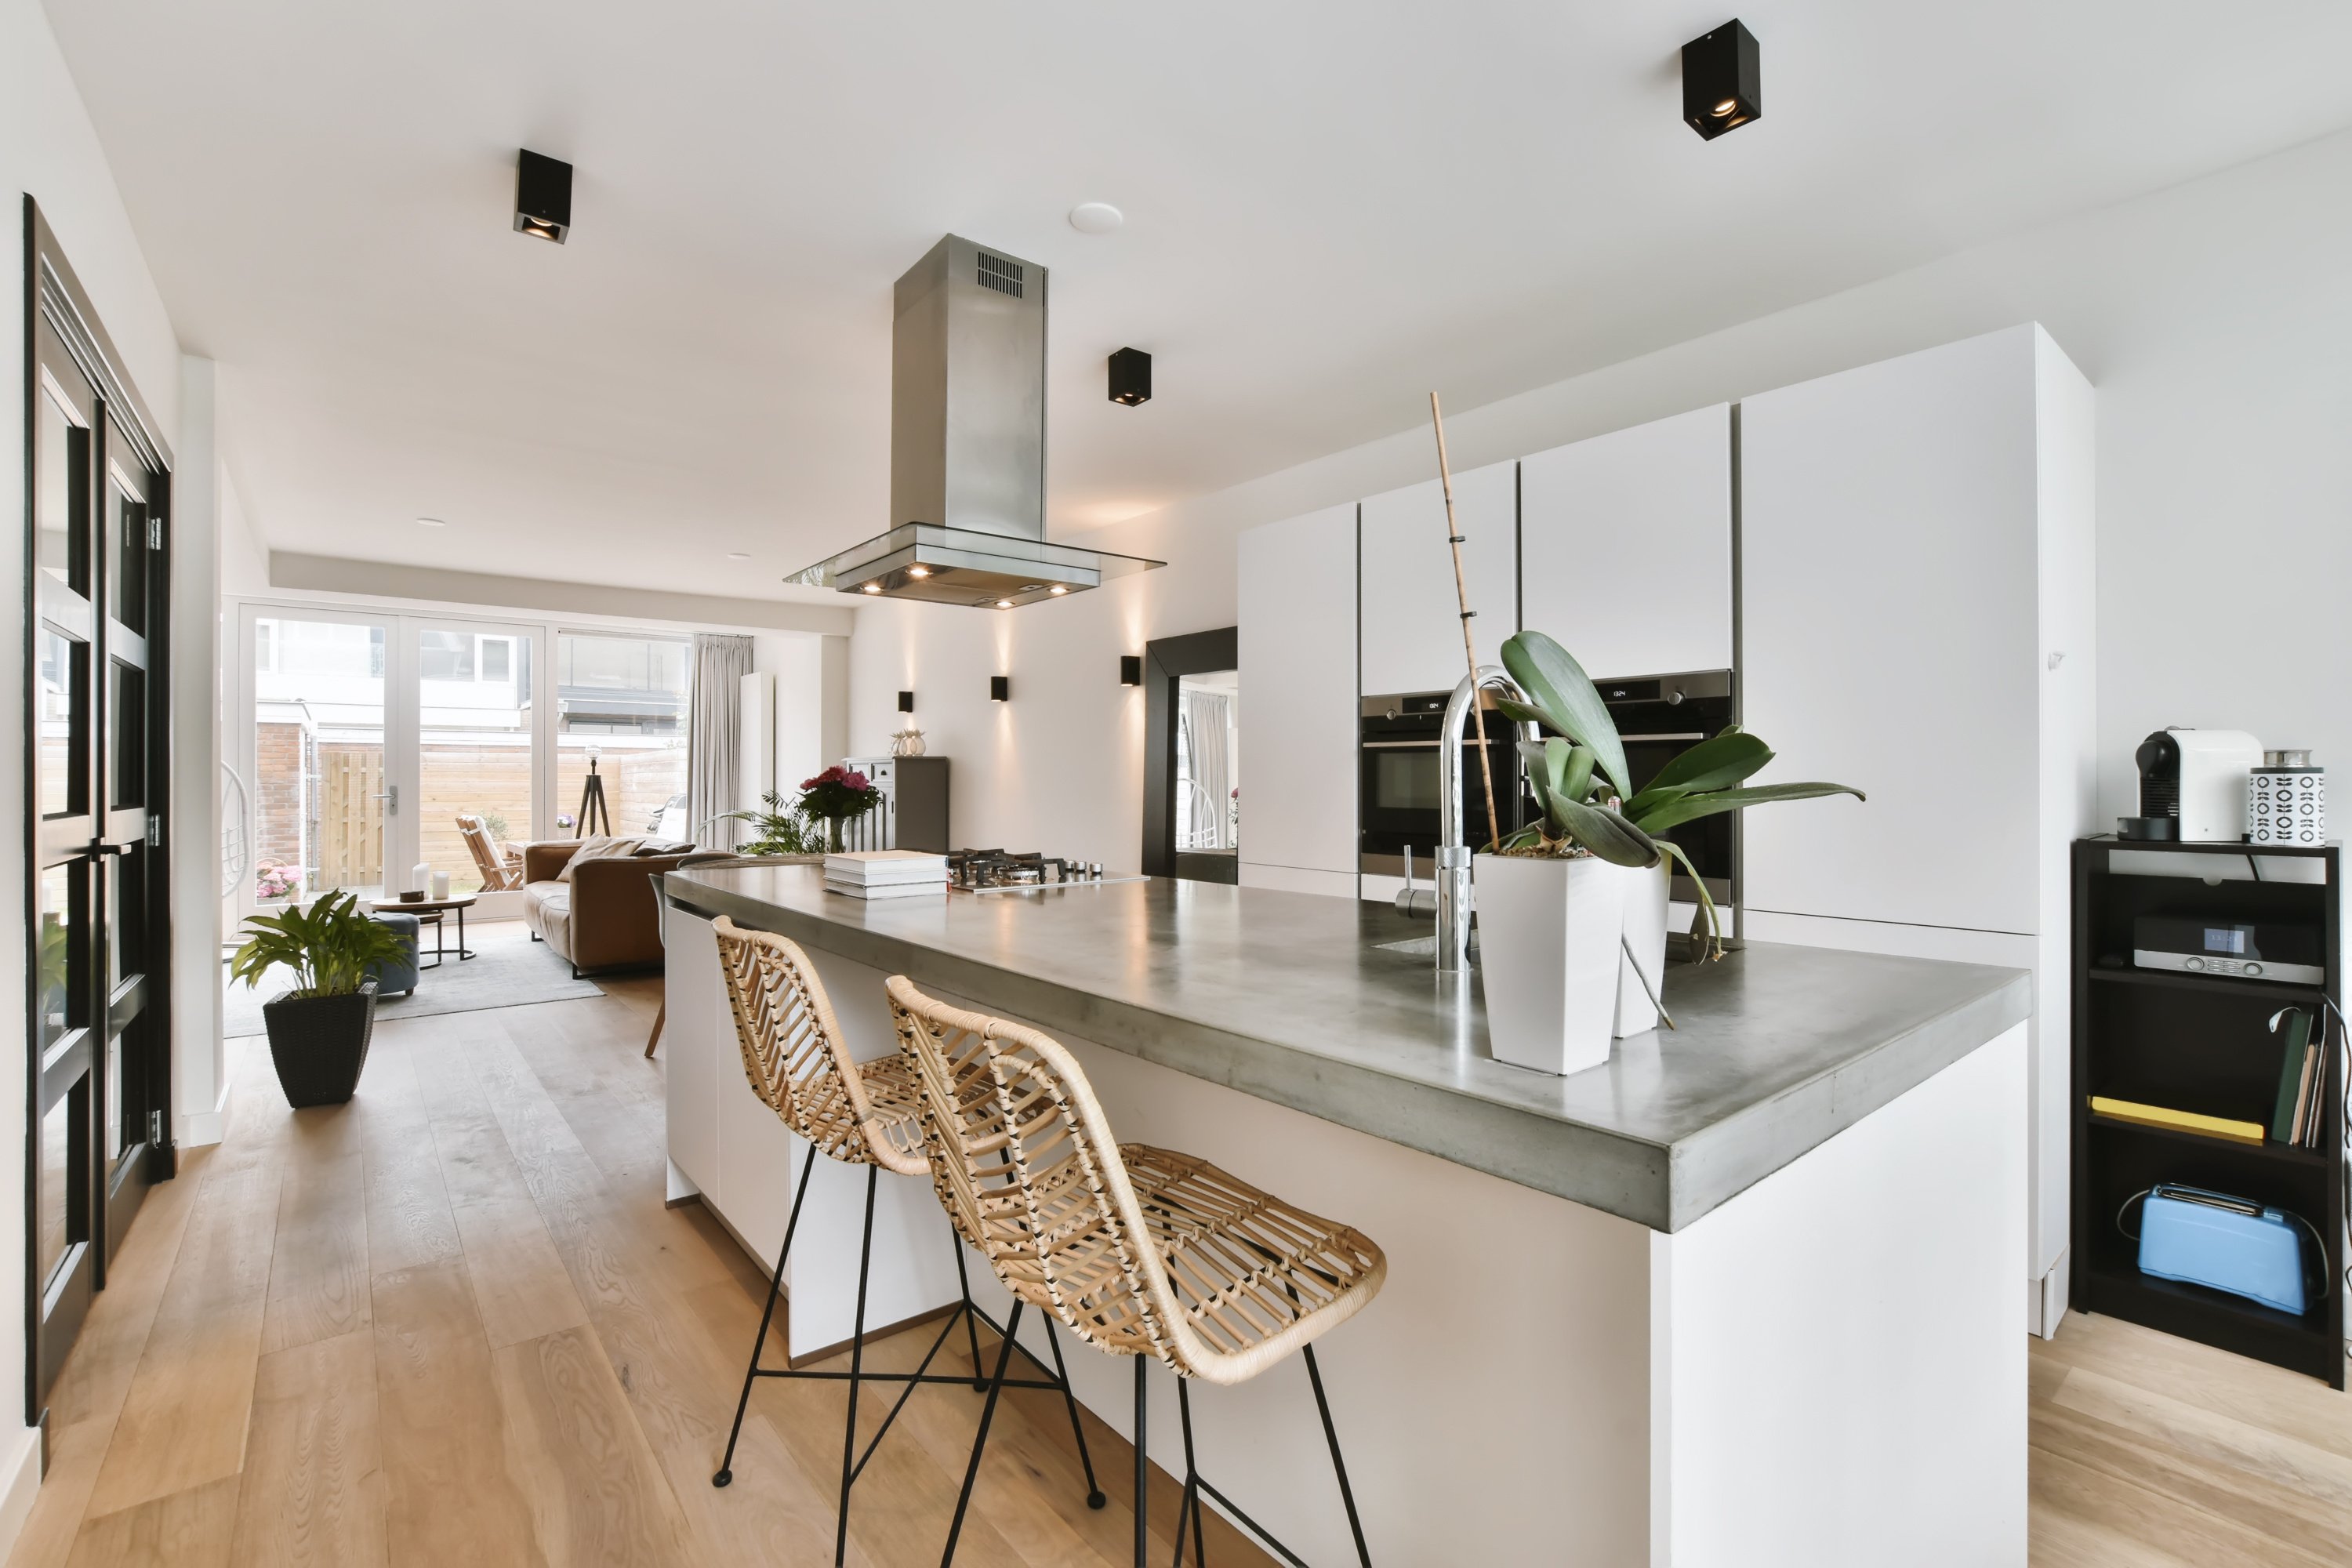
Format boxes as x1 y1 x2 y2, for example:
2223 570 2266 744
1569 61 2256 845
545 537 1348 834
850 123 2352 840
1 0 183 1532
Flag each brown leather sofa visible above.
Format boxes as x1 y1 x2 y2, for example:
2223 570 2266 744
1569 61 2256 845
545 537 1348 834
521 840 694 976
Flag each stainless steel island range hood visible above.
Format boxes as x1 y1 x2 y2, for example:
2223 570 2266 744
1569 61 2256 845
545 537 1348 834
789 234 1163 608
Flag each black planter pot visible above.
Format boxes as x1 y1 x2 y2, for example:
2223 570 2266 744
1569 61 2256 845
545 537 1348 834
260 981 379 1107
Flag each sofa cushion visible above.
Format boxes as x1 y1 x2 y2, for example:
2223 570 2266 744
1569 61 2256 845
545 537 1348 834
557 836 644 882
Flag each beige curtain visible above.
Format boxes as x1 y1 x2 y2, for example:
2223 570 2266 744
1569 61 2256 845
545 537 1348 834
687 634 754 848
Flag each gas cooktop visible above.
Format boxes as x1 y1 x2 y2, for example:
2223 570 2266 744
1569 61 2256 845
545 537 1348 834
945 849 1146 894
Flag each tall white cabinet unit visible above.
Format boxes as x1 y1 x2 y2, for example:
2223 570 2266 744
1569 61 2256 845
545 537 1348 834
1238 503 1359 898
1358 459 1518 698
1741 324 2096 1335
1519 405 1733 679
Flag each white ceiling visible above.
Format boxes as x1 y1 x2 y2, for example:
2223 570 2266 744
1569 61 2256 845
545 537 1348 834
45 0 2352 601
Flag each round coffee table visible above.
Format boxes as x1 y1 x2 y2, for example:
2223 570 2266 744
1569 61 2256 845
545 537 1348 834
371 893 479 967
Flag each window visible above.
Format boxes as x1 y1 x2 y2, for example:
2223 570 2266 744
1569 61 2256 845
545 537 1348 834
254 619 275 673
418 630 474 682
480 636 511 683
556 631 690 835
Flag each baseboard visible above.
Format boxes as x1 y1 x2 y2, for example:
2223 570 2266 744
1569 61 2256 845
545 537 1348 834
2027 1249 2071 1340
0 1424 42 1563
177 1079 233 1149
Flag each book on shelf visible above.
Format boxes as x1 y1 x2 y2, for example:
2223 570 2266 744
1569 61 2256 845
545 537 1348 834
2087 1095 2267 1146
2271 1007 2316 1144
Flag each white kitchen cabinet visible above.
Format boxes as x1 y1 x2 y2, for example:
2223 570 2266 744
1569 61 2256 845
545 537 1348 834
1358 459 1517 698
1741 322 2095 1330
1519 405 1732 678
1238 503 1358 896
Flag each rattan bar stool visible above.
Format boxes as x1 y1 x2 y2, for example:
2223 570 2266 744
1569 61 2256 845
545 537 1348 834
886 975 1388 1568
706 918 1107 1564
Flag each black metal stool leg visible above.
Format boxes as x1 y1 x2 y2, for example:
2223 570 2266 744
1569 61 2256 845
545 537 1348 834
1044 1321 1109 1508
1133 1355 1149 1568
1303 1344 1370 1567
1172 1377 1205 1568
951 1234 988 1392
833 1165 880 1566
714 1142 818 1487
940 1301 1025 1567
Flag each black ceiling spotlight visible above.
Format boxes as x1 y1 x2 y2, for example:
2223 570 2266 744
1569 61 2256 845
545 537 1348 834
898 690 916 713
1109 347 1152 407
1120 655 1143 686
990 675 1011 702
514 149 572 242
1682 20 1761 140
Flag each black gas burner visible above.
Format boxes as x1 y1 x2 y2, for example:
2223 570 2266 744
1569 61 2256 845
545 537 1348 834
946 848 1133 893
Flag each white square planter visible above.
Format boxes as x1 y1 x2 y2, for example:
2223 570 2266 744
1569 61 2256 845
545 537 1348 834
1474 851 1628 1076
1613 858 1672 1038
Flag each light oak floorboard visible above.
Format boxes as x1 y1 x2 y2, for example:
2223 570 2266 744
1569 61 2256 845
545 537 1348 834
62 1475 238 1568
228 1329 389 1566
25 956 2352 1568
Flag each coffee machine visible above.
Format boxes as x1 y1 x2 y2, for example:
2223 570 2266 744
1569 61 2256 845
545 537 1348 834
2129 728 2263 843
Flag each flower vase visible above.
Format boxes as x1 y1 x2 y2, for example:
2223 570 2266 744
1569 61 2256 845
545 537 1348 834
1613 858 1673 1037
1473 851 1628 1076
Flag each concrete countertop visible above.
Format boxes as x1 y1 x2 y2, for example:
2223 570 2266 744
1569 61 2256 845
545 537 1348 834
661 865 2029 1232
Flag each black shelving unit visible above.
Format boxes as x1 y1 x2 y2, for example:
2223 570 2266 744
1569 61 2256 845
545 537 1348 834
2071 837 2347 1388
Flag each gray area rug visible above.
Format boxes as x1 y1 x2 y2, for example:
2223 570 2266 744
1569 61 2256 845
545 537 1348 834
223 919 603 1037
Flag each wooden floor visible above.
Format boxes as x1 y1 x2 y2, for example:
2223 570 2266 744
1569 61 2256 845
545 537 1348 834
9 952 1270 1567
9 948 2350 1566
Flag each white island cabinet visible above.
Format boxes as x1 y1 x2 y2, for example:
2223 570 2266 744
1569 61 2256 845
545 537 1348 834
1237 503 1359 898
1358 458 1517 698
1519 403 1733 677
1740 322 2095 1334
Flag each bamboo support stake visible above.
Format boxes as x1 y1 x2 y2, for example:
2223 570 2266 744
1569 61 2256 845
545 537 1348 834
1430 393 1502 851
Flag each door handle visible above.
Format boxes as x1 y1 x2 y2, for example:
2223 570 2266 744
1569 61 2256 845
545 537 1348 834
376 785 398 815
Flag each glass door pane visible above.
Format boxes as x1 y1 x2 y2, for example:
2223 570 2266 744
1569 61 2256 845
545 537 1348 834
1175 670 1240 854
252 614 390 904
415 622 537 894
556 631 689 840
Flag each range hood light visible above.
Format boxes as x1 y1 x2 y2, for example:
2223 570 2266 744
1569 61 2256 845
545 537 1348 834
787 234 1164 608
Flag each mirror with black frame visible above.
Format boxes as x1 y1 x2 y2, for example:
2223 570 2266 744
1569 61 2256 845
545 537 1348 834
1139 627 1240 884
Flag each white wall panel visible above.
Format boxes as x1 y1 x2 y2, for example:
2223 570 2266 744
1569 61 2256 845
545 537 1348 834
1521 405 1732 678
1358 460 1516 698
1238 504 1357 880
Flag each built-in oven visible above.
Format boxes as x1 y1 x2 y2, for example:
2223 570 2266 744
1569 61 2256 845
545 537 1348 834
1359 670 1737 908
1358 691 1523 880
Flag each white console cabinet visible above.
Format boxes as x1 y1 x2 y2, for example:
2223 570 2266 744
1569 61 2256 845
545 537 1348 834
1740 323 2095 1333
1238 503 1359 898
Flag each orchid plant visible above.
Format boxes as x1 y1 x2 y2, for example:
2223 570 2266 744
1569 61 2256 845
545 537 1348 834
1491 630 1864 956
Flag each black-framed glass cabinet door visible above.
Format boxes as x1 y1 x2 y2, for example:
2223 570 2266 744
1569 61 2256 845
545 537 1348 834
25 201 173 1420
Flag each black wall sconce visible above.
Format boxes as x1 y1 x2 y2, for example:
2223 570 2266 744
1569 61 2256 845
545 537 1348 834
1682 20 1761 140
898 690 916 713
990 676 1011 702
514 149 573 241
1109 347 1152 407
1120 655 1143 686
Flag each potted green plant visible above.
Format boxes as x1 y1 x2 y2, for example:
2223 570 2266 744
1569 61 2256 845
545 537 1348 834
797 765 882 852
229 890 412 1106
1483 631 1864 1066
713 789 827 858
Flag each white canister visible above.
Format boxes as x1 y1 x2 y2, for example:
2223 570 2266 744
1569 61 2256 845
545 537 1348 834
431 869 452 899
2249 750 2325 845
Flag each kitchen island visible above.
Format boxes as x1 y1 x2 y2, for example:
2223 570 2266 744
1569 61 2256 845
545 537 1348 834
661 865 2031 1566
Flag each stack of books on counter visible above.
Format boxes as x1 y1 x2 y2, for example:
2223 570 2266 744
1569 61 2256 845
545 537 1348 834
825 850 949 900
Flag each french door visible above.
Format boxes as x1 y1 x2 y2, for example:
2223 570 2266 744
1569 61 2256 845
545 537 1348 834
235 611 543 924
27 204 173 1417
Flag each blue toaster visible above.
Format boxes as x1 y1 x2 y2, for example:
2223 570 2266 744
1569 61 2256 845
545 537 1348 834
2137 1184 2314 1316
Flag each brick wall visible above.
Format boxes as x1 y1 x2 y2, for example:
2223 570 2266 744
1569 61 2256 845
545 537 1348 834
253 722 306 881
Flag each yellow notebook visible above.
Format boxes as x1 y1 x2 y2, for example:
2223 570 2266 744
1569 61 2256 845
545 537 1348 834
2089 1096 2267 1146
